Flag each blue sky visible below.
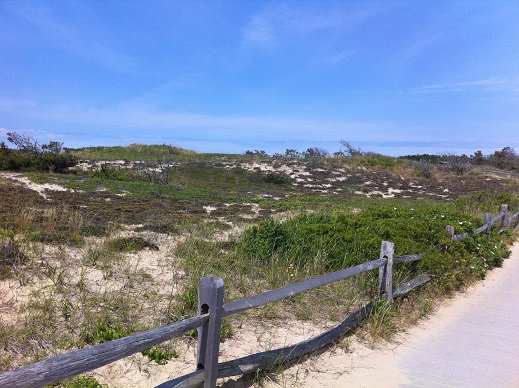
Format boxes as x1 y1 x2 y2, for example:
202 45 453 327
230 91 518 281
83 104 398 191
1 0 518 156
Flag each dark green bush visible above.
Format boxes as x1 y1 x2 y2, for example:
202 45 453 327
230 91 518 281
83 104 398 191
0 151 78 172
34 153 79 172
242 219 293 261
263 172 292 185
80 322 130 345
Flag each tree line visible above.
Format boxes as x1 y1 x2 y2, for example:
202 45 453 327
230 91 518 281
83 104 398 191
400 147 519 172
1 131 518 173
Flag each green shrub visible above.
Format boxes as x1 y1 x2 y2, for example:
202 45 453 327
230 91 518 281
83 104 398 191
104 237 159 252
25 229 84 246
50 375 106 388
240 206 511 292
263 172 292 185
34 153 79 172
0 152 78 172
242 220 293 261
80 322 130 345
90 164 143 181
141 346 178 365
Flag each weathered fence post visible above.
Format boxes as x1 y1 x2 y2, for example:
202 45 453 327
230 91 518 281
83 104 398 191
484 213 492 239
378 241 395 303
197 276 224 388
501 204 510 229
446 225 455 241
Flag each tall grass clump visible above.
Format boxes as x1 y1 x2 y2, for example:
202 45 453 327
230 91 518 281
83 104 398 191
0 229 28 279
89 163 145 182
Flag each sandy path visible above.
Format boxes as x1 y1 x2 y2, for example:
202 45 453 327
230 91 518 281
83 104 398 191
274 242 519 388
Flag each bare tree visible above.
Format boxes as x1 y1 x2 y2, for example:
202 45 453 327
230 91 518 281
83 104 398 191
303 147 328 158
284 149 301 158
339 140 363 156
6 132 41 154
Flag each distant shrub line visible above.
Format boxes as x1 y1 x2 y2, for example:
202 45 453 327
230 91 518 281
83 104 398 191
0 145 78 172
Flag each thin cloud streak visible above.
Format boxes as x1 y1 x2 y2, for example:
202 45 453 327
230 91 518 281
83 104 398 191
242 2 393 50
5 2 141 74
418 78 519 93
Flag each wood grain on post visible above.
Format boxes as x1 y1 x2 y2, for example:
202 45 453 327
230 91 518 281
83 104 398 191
378 241 395 302
393 253 423 264
484 213 492 239
197 276 224 388
501 204 510 228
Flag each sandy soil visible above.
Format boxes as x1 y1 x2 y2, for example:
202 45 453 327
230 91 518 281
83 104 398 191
0 172 72 199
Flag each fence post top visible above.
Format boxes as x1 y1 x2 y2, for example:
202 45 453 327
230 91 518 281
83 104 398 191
380 240 395 250
199 276 224 288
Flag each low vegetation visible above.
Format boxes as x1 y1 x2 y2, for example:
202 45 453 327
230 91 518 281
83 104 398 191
0 133 77 172
0 137 518 386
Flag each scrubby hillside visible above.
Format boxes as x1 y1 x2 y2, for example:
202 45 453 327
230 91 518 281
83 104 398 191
0 145 518 387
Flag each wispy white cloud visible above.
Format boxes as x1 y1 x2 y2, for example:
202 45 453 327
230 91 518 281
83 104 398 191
241 2 393 50
0 97 38 110
6 98 401 144
243 14 277 48
418 78 519 93
324 50 356 66
381 33 443 73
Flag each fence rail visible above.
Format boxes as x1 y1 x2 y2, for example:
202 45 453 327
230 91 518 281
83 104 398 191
447 204 519 241
1 204 517 388
222 258 386 317
0 315 208 388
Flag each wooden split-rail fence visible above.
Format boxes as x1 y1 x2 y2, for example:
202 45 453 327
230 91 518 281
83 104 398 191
446 204 519 241
1 204 518 388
